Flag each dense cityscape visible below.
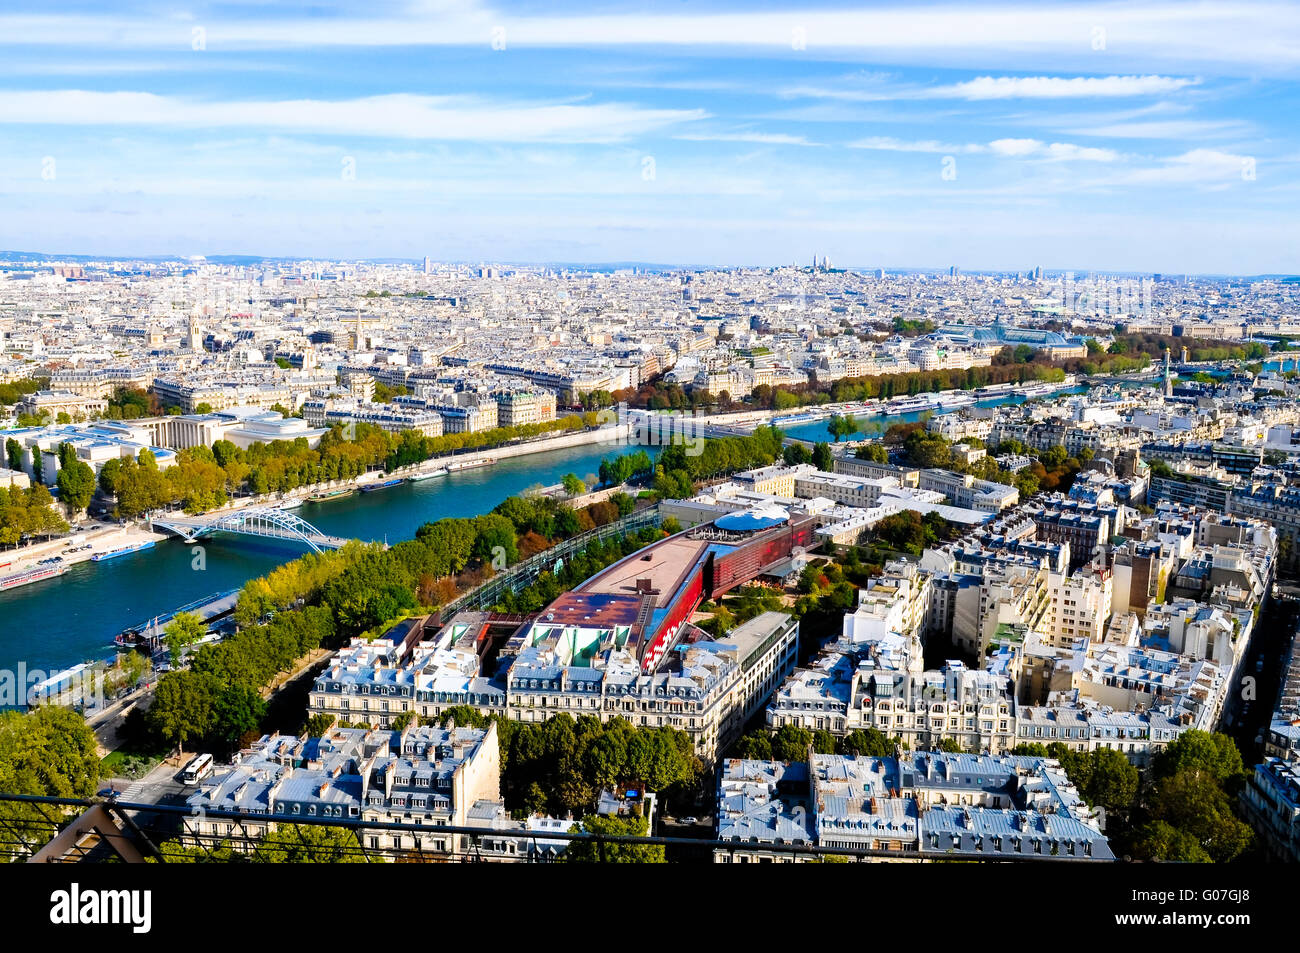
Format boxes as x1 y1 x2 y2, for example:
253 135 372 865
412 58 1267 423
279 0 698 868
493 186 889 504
1 257 1298 873
1 0 1296 936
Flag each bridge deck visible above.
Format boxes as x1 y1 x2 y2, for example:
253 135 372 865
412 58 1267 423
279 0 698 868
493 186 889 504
150 509 351 551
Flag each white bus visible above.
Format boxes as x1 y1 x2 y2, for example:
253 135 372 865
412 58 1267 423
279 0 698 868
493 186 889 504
181 753 214 785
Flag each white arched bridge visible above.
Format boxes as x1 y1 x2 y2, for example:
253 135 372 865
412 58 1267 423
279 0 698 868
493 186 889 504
150 507 352 554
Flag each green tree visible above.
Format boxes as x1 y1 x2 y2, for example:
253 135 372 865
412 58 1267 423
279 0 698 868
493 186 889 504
771 724 814 762
253 825 369 863
561 473 586 496
811 442 834 472
1153 731 1246 788
472 513 519 567
562 813 664 863
1128 820 1213 863
0 706 101 800
212 683 267 748
54 443 95 513
855 442 889 464
164 611 207 663
733 730 774 760
1143 770 1253 863
146 671 218 757
827 413 861 442
839 728 895 758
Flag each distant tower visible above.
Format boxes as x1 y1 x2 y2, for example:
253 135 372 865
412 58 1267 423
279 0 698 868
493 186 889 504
187 305 204 352
1164 348 1173 398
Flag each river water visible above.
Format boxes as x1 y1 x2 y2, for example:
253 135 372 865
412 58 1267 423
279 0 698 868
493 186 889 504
0 384 1083 676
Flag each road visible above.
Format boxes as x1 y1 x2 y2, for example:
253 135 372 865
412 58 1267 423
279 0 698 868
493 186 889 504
1221 588 1298 764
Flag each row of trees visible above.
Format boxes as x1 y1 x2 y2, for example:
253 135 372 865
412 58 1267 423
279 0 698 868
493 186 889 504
749 358 1066 411
98 412 607 519
135 606 338 756
734 724 902 761
652 425 787 500
0 376 41 407
0 483 69 546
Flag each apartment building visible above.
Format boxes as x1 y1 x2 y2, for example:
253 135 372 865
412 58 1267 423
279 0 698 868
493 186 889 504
495 390 557 428
715 752 1113 862
1241 758 1300 863
183 724 500 857
1042 566 1113 648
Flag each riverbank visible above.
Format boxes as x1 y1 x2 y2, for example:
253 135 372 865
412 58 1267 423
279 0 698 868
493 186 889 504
160 422 633 518
1 523 166 587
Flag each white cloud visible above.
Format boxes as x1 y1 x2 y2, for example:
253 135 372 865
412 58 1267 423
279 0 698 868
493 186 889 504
989 138 1044 156
1118 148 1256 183
1063 119 1254 140
987 138 1121 160
0 90 706 142
1044 142 1121 161
1 3 1297 75
849 136 1120 161
847 137 984 153
675 132 816 145
936 75 1199 99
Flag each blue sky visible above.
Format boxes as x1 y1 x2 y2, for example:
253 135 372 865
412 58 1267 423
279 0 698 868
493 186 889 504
0 0 1297 272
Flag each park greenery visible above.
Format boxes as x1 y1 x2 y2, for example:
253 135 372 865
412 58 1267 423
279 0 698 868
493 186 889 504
0 376 42 407
436 707 701 822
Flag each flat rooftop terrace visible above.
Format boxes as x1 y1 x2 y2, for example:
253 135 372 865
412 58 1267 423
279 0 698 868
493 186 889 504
577 535 715 609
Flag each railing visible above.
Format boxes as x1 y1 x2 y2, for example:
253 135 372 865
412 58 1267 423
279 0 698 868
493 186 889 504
0 792 1111 864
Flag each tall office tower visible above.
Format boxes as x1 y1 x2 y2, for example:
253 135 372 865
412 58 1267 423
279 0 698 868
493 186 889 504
949 265 960 277
422 257 432 274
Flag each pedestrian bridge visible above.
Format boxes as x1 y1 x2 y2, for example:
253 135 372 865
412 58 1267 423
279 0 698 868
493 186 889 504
150 507 352 554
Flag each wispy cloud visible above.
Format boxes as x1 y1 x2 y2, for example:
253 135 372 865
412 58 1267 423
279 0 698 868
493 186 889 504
1 4 1297 73
793 74 1200 103
934 75 1200 99
0 90 707 142
851 136 1120 161
675 131 817 146
989 138 1121 160
848 137 985 154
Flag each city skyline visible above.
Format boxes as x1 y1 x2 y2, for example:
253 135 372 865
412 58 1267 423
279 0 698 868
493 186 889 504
0 0 1297 272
